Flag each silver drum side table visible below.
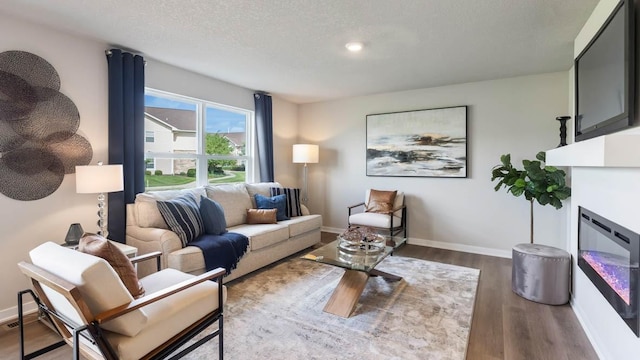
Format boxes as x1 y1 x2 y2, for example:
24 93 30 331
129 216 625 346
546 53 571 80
512 243 571 305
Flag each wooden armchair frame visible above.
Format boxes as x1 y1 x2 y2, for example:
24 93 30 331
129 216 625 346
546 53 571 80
18 251 225 360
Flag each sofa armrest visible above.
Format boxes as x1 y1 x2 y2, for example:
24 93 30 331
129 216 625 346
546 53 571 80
126 226 182 278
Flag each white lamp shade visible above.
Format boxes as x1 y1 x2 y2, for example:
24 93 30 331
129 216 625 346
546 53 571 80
292 144 319 164
75 164 124 193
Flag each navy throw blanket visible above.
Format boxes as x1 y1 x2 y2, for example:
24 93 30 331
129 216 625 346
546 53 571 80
189 232 249 275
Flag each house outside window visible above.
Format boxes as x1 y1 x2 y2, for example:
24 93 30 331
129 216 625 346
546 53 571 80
144 89 254 190
145 131 155 143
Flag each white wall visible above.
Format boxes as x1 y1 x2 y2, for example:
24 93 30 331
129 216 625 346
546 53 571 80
0 14 299 321
0 13 109 320
272 96 300 188
568 1 640 358
299 72 570 256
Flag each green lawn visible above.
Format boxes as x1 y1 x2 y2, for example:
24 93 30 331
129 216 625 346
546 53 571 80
145 171 246 189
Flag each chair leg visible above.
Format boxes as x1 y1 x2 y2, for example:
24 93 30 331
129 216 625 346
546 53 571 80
219 314 224 360
17 290 66 360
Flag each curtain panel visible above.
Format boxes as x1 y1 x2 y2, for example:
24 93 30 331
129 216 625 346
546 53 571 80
106 49 145 242
254 93 274 182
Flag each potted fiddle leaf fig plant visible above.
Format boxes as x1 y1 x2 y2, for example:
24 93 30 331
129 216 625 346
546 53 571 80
491 151 571 244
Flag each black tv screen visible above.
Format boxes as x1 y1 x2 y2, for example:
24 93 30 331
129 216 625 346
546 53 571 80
575 0 635 142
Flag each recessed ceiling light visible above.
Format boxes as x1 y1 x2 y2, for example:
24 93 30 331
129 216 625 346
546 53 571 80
345 42 364 52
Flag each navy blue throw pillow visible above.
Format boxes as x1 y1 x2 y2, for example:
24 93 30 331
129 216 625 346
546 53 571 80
156 194 204 247
254 194 289 221
199 196 228 235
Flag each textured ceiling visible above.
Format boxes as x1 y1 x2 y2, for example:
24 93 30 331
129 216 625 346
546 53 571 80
0 0 598 104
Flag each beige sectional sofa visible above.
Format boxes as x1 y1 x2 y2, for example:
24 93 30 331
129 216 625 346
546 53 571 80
126 182 322 282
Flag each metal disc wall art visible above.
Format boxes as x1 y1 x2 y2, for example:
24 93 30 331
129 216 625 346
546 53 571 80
0 51 92 201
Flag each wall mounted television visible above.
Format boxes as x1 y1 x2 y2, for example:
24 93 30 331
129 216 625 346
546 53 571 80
575 0 635 142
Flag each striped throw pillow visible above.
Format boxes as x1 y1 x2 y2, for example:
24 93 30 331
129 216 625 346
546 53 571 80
156 194 204 246
270 187 303 217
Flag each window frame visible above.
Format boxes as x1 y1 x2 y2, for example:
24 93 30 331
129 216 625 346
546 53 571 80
144 88 255 188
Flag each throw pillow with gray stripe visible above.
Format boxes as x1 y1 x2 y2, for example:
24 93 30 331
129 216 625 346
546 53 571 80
157 194 204 246
270 187 303 217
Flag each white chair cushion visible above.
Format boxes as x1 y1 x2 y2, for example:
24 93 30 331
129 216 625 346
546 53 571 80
349 212 403 229
105 268 226 360
29 242 148 337
205 183 253 227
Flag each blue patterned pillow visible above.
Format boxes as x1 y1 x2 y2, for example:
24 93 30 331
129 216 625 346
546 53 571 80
254 194 289 221
199 196 228 235
156 194 204 246
270 187 303 217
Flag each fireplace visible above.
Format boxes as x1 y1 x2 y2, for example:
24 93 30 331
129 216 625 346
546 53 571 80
578 207 640 336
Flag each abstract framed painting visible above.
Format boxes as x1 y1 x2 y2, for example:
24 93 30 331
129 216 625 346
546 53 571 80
366 106 467 178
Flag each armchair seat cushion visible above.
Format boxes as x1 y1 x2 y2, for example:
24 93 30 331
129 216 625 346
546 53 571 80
105 268 226 360
349 212 403 229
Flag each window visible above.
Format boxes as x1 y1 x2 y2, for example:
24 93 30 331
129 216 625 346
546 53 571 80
144 89 253 190
145 131 155 143
145 158 155 170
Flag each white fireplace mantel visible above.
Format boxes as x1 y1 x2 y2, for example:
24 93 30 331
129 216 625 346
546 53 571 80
546 133 640 167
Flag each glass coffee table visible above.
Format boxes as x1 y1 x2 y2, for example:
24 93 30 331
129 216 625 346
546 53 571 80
302 237 405 317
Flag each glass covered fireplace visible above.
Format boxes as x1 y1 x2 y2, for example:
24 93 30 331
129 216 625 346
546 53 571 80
578 207 640 336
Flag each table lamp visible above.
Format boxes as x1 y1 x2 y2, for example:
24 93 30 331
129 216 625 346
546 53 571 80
292 144 319 204
75 162 124 238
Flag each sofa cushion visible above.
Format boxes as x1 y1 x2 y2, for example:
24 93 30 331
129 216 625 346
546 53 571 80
199 196 227 235
278 214 323 237
135 188 206 229
255 194 289 221
270 187 303 217
205 184 253 227
229 223 289 251
157 194 204 246
246 209 277 224
78 233 145 299
29 242 148 337
245 182 281 207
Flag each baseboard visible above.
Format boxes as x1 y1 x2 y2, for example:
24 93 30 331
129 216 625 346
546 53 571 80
320 227 512 259
0 301 38 332
408 238 512 259
570 300 607 360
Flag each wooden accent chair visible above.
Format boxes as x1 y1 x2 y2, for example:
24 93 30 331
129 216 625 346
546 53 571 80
18 242 225 360
348 190 407 244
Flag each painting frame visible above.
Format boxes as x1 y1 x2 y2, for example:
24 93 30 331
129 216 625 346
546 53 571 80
366 106 468 178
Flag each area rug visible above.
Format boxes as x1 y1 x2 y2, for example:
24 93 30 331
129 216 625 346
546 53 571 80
186 255 480 360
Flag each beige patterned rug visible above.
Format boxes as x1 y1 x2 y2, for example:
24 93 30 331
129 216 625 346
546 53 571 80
186 255 480 360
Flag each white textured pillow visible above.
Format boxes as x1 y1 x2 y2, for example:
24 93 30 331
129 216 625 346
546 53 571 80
245 182 281 207
205 184 252 227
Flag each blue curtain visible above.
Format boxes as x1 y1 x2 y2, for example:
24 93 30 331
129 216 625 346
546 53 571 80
254 93 274 182
106 49 145 242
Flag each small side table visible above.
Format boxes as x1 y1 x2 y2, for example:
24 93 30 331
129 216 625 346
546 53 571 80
512 243 571 305
62 240 138 258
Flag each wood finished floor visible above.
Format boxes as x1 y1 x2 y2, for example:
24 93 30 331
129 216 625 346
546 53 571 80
0 232 598 360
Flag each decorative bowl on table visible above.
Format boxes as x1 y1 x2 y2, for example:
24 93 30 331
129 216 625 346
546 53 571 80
337 227 385 254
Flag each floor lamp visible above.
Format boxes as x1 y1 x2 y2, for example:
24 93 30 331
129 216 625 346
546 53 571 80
293 144 319 204
75 162 124 239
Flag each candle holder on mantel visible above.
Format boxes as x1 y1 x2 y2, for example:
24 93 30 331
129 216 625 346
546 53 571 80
556 116 571 147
